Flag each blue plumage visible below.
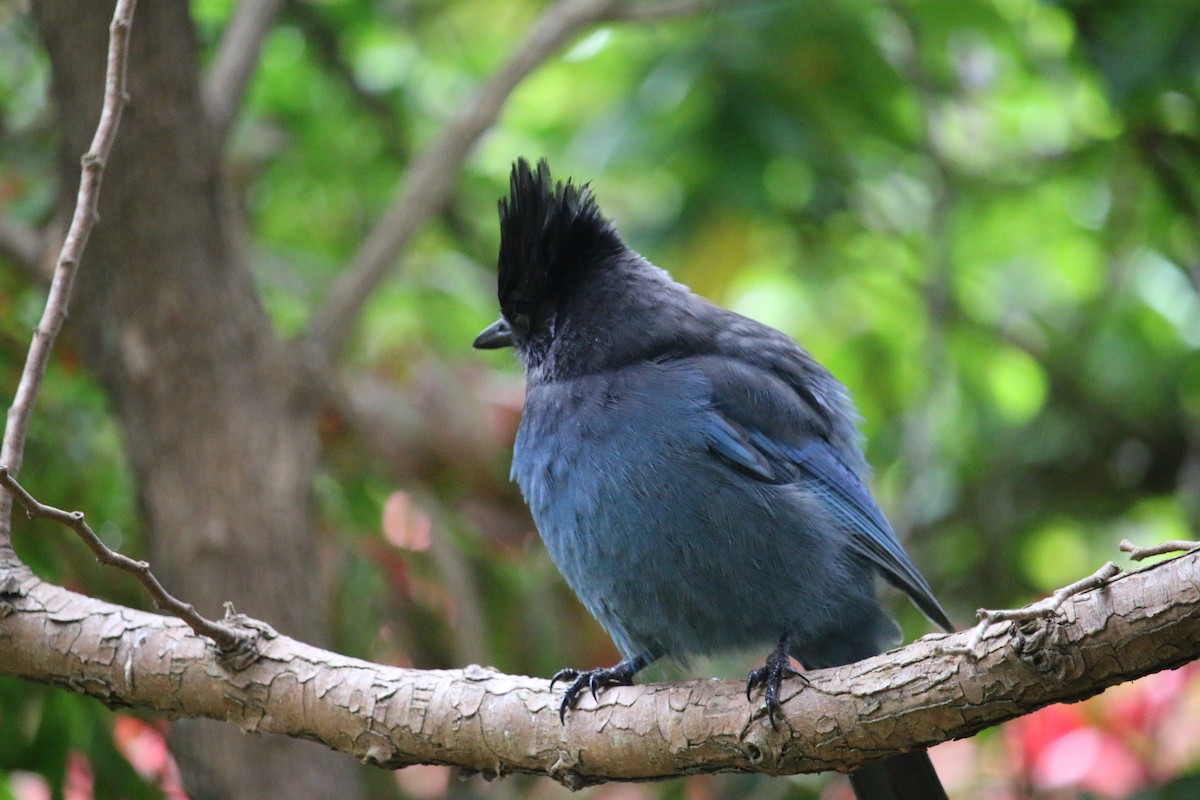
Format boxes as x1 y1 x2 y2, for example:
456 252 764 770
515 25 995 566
475 158 952 800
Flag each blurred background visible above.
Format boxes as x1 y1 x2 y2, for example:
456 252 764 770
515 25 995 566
1 0 1199 798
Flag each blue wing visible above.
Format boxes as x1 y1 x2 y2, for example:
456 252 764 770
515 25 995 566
696 354 952 632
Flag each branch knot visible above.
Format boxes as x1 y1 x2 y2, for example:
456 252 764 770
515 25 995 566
1012 617 1076 680
215 602 277 671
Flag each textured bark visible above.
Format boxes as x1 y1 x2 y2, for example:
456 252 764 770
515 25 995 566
2 551 1197 786
29 2 359 797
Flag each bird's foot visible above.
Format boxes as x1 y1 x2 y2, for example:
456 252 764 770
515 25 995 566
746 631 806 729
550 656 644 723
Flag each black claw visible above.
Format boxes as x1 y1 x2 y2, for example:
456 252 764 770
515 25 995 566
550 657 646 724
549 667 579 691
746 631 806 730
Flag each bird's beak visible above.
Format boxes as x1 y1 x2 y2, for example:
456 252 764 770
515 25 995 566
473 318 515 350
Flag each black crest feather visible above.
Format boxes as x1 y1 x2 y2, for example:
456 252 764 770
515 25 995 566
497 158 623 316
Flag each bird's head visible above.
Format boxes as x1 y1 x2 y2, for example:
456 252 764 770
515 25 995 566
473 158 625 366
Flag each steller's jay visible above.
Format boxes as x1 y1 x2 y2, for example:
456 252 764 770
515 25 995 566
474 158 954 800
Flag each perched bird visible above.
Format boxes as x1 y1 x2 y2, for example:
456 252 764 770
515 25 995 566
475 158 953 800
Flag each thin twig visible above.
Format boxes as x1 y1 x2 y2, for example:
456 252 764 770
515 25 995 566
0 467 252 653
0 0 138 549
305 0 728 360
1119 538 1200 562
203 0 286 145
947 561 1122 659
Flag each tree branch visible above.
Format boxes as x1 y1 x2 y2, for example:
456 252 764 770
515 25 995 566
304 0 726 361
1121 538 1200 561
1 549 1196 786
202 0 286 146
0 0 137 551
0 467 254 656
949 561 1123 659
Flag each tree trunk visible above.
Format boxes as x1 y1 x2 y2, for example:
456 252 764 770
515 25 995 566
30 1 361 797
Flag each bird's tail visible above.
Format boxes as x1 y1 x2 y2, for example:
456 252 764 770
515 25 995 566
847 750 948 800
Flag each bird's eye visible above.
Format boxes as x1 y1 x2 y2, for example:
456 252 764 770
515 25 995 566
511 312 531 335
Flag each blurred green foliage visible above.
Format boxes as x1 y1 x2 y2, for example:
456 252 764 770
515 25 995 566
2 0 1199 797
